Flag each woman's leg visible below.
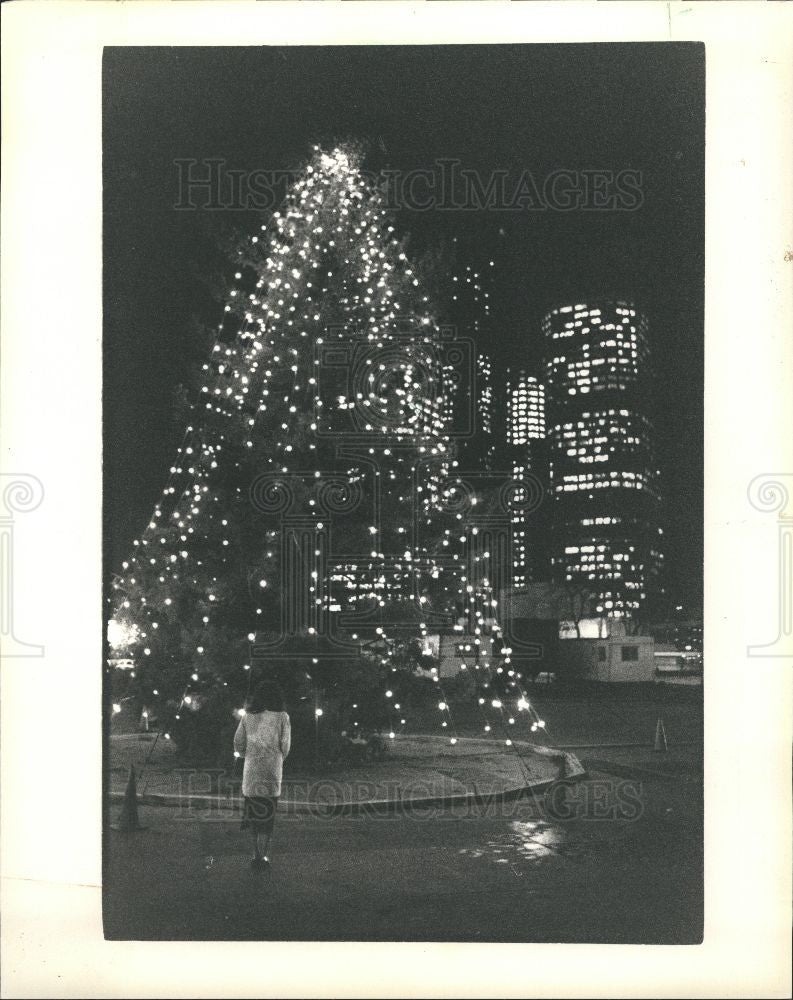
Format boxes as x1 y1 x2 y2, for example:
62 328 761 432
260 798 277 859
250 828 261 860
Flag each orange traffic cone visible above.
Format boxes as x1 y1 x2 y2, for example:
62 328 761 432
653 716 668 753
112 765 147 832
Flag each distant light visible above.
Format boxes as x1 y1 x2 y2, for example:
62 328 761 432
315 708 323 717
107 618 139 651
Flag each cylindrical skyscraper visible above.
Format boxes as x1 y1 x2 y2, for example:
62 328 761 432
542 300 664 621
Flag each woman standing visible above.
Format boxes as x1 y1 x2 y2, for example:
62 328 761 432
233 680 291 871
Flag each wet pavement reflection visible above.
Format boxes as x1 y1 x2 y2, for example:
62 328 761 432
457 818 571 872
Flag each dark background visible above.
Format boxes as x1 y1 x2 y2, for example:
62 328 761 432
104 44 704 612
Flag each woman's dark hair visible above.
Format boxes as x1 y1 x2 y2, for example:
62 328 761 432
246 680 285 714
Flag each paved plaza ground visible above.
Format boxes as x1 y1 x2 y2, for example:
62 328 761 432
104 751 702 943
104 686 702 942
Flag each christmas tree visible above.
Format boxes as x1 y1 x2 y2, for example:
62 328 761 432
109 143 550 764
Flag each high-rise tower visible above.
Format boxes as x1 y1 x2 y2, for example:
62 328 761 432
542 300 664 620
504 368 548 588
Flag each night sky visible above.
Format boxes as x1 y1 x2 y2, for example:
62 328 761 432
103 44 704 610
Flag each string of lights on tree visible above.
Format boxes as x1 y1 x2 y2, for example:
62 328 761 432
108 143 550 757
